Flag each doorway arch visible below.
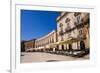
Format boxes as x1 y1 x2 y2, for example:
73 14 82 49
80 40 85 50
68 44 72 51
62 45 64 51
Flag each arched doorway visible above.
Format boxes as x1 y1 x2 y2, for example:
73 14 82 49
80 41 85 50
68 44 72 51
62 45 64 51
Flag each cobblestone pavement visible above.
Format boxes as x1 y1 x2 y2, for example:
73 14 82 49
21 52 89 63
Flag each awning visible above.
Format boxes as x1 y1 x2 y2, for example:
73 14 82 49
59 38 79 45
50 38 80 47
49 42 59 48
43 38 80 48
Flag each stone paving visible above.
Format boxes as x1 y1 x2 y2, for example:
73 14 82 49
21 52 89 63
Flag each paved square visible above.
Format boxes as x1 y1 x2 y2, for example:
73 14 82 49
21 52 89 63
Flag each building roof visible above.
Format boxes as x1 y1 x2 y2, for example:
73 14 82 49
56 12 69 23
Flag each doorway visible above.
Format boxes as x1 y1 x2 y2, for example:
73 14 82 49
80 40 85 50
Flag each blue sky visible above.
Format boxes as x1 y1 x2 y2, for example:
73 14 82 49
21 10 60 41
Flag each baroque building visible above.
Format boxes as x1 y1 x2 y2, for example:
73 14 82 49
34 30 57 52
56 12 89 51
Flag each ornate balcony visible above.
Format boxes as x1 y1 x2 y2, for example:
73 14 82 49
77 34 86 40
65 27 71 32
76 22 84 28
75 14 89 28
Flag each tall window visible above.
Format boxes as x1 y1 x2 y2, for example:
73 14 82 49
59 23 64 35
65 18 71 31
79 30 83 35
78 29 83 39
61 36 63 41
74 13 81 24
59 23 63 29
68 32 71 38
67 22 71 30
76 15 81 24
52 38 54 43
59 23 63 31
65 18 70 23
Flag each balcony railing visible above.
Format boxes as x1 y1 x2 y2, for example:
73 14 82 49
65 27 72 33
76 22 84 28
77 34 86 40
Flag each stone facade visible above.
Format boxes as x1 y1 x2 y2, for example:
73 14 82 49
24 39 36 52
35 30 57 52
56 12 90 51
